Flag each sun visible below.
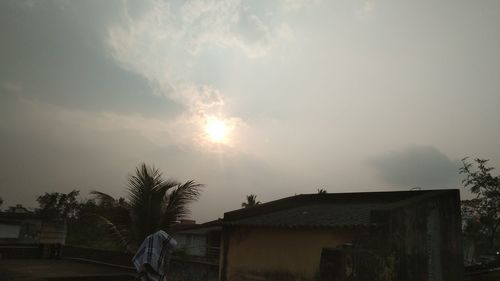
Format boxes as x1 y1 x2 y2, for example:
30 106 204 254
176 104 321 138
204 117 229 143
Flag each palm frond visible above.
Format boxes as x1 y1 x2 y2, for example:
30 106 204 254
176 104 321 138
162 180 203 229
89 163 204 247
242 194 260 208
127 163 186 242
87 213 132 252
90 191 119 206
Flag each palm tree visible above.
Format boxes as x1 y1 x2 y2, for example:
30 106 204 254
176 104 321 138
317 188 327 194
241 194 261 208
90 163 203 252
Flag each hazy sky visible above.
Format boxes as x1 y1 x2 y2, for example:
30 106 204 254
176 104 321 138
1 0 499 222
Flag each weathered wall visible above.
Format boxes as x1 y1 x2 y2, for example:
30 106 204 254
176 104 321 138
173 233 207 257
396 191 462 281
0 244 40 258
168 259 219 281
0 223 20 239
221 227 355 281
365 190 463 281
63 245 134 266
63 246 218 281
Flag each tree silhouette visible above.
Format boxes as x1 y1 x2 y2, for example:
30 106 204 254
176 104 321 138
460 157 500 250
242 194 261 208
89 163 203 252
317 188 327 194
36 190 80 219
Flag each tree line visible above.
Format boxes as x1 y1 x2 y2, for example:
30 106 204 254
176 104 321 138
1 163 203 252
0 158 498 256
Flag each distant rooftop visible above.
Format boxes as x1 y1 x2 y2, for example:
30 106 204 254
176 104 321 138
223 189 459 229
0 212 40 224
172 219 223 234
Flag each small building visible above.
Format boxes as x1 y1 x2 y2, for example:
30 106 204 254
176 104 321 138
0 212 66 259
0 212 41 244
172 219 222 262
7 204 32 214
219 189 463 281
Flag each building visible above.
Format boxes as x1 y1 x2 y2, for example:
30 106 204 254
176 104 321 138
172 219 222 262
6 204 32 214
0 212 41 244
0 211 66 259
219 189 463 281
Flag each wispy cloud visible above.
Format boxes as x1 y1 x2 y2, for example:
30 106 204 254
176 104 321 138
355 0 374 19
2 81 23 94
280 0 320 13
106 0 299 149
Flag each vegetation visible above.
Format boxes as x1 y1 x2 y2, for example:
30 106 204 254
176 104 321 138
29 190 121 249
241 194 261 208
89 163 203 252
67 198 129 250
29 163 203 252
317 188 327 194
36 190 80 219
460 157 500 252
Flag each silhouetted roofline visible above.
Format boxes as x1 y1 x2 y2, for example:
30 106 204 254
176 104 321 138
171 219 223 234
0 212 41 223
223 189 460 227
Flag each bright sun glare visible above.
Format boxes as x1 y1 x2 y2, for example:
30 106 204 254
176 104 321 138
205 117 229 143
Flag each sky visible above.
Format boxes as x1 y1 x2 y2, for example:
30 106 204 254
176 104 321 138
1 0 499 222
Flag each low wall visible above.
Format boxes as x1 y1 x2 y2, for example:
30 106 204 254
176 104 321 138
0 244 40 259
62 246 219 281
63 245 133 267
169 258 219 281
0 244 218 281
42 275 135 281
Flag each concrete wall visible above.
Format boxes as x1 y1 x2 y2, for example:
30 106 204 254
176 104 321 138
402 191 462 281
173 233 207 257
0 224 20 239
0 244 40 258
63 246 219 281
63 246 134 266
364 190 464 281
168 259 219 281
221 227 355 281
39 222 66 244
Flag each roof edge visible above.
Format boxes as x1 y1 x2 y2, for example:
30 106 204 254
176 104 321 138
224 189 460 221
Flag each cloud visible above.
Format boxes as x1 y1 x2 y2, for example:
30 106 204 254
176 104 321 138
369 146 461 188
355 0 374 19
107 0 290 70
0 95 297 221
178 0 293 57
106 0 301 149
2 81 23 94
280 0 320 13
0 95 173 148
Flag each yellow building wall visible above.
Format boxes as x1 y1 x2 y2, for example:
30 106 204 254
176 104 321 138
223 227 354 281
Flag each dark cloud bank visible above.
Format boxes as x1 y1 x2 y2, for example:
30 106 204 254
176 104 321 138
369 146 461 189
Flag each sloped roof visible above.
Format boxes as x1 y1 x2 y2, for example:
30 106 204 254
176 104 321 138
172 219 223 234
0 212 40 224
224 203 384 228
223 189 459 228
